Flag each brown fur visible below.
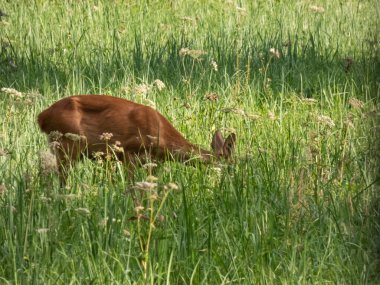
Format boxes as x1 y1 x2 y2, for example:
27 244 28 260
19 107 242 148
37 95 236 183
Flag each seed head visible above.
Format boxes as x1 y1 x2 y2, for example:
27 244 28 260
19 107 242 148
135 181 157 191
1 87 23 98
317 115 335 127
48 131 63 141
212 167 222 174
93 151 105 159
100 132 113 141
246 113 260 120
221 108 245 116
149 193 159 201
134 206 145 213
36 228 49 234
143 162 158 169
40 196 52 203
39 151 58 176
75 207 91 216
179 48 190 57
205 92 218 101
210 60 218 71
164 182 179 191
98 217 108 227
269 48 281 59
301 98 318 105
181 16 194 22
188 49 207 59
64 133 86 142
349 98 364 109
134 84 150 97
153 79 166 91
112 141 124 153
345 118 354 129
146 175 158 183
179 48 207 59
310 5 325 13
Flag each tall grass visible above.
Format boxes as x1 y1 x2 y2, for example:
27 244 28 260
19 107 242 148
0 0 379 284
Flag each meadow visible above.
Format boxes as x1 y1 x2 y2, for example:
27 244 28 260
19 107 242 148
0 0 379 284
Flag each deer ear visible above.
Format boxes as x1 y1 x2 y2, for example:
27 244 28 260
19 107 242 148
223 133 236 158
211 130 225 155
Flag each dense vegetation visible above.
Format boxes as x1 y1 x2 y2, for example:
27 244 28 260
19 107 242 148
0 1 379 284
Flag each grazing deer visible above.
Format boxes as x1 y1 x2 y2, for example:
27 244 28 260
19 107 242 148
37 95 236 184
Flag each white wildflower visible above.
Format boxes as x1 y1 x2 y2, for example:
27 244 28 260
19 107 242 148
317 115 335 127
205 92 218 101
188 49 207 59
210 60 218 71
269 48 280 59
149 193 159 201
134 206 145 213
221 108 245 116
135 181 157 191
181 16 194 22
349 98 364 109
179 48 207 59
134 84 150 97
64 133 86 142
39 151 57 176
112 141 124 153
1 87 23 98
143 162 158 169
301 98 318 105
246 113 261 120
179 48 190 57
146 175 158 183
153 79 166 91
310 5 325 13
99 132 113 141
164 182 179 191
36 228 49 234
75 208 91 216
48 131 63 141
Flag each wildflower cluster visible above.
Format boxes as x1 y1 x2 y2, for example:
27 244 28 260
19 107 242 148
179 48 207 59
39 151 58 176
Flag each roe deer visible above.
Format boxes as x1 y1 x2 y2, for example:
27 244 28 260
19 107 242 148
37 95 236 184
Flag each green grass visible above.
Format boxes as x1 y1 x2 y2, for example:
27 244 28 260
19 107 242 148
0 0 379 284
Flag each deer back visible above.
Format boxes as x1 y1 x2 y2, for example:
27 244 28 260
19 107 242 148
38 95 210 160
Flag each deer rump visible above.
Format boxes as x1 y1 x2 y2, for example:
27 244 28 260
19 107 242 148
38 95 236 181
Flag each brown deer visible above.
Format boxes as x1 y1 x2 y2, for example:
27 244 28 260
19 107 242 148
37 95 236 184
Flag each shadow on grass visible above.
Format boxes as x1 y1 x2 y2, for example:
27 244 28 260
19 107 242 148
1 33 378 102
